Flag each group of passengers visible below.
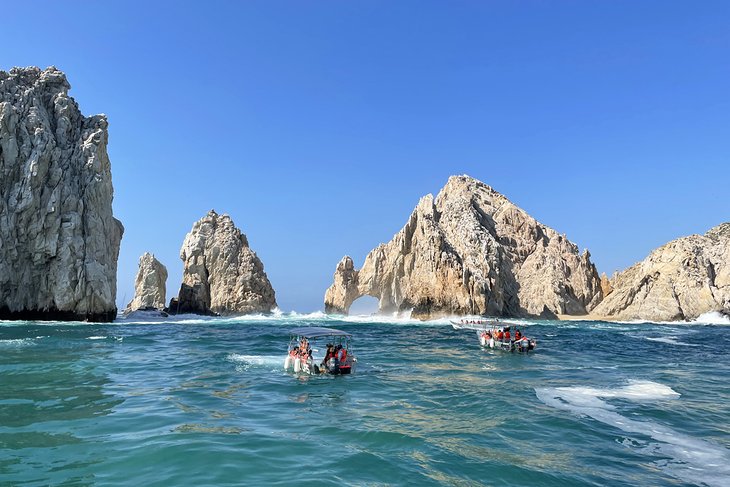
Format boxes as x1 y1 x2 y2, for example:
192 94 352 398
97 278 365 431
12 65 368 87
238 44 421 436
460 319 485 325
288 338 312 362
287 339 349 374
480 328 531 352
321 343 348 369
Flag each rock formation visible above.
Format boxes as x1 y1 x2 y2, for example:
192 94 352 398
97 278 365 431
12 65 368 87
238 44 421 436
125 252 168 313
0 66 123 322
592 223 730 321
325 175 602 319
600 273 613 298
168 210 276 315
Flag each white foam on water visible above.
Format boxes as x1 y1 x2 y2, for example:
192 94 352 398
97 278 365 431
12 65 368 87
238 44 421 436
0 338 36 347
536 380 730 487
226 354 284 368
87 336 106 340
693 311 730 325
643 336 699 347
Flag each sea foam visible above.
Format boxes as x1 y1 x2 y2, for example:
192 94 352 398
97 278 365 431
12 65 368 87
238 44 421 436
693 311 730 325
536 380 730 487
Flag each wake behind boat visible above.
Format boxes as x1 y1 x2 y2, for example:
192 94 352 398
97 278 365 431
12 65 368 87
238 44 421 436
451 320 537 353
284 326 356 375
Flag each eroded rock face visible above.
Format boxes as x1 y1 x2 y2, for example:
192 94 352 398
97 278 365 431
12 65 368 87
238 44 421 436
592 223 730 321
0 66 123 322
325 175 601 319
125 252 167 313
169 210 276 315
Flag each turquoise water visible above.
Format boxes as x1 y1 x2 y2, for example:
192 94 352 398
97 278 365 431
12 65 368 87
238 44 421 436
1 313 729 486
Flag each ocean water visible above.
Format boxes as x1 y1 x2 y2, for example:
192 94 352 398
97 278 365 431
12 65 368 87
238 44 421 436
1 312 729 486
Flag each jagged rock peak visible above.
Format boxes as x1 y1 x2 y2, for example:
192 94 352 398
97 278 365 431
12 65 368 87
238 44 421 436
592 222 730 321
0 66 123 322
325 256 360 314
325 175 602 319
168 210 276 315
125 253 168 313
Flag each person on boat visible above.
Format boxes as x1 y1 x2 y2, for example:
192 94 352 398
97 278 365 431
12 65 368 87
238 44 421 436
514 329 521 340
337 345 348 363
504 329 511 342
321 343 335 367
299 347 309 362
496 329 504 341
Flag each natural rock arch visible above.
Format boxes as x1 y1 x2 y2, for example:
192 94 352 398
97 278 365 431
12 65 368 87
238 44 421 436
324 175 602 319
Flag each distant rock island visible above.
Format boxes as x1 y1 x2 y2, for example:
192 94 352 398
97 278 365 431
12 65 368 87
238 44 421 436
167 210 277 315
591 223 730 322
326 175 603 319
0 67 123 322
124 252 168 315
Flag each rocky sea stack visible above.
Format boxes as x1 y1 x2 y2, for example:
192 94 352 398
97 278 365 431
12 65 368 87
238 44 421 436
0 66 123 322
592 223 730 321
325 175 602 319
125 252 168 313
168 210 276 315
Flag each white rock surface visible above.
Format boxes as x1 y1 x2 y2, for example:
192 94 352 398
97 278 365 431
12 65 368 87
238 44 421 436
592 223 730 321
169 210 276 315
0 66 123 322
125 252 167 313
325 175 601 319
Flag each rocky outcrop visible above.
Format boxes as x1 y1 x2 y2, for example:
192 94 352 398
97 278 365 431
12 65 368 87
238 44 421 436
0 66 123 322
125 252 167 313
325 175 602 319
168 210 276 315
600 273 613 298
591 223 730 321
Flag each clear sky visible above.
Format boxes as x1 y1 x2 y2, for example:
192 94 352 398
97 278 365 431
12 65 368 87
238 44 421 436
3 1 729 313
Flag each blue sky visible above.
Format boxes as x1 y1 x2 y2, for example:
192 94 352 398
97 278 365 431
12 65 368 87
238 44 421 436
3 1 729 312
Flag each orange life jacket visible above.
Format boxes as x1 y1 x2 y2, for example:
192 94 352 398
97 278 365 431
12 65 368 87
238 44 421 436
505 331 511 340
338 349 347 362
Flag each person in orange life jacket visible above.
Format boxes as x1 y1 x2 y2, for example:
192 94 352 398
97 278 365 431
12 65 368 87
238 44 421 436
333 344 345 367
504 329 511 341
515 329 522 340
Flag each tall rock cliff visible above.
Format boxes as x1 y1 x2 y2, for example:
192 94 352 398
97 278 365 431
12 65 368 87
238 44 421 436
169 210 276 315
325 175 601 319
0 66 123 322
592 223 730 321
125 252 167 313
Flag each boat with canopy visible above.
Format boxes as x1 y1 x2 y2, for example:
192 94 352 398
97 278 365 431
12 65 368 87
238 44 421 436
451 320 537 353
284 326 356 375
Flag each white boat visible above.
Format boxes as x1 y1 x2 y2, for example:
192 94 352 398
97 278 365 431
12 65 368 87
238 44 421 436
451 321 536 353
284 326 356 375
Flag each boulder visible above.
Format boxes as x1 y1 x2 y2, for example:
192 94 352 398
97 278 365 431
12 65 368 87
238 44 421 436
0 66 123 322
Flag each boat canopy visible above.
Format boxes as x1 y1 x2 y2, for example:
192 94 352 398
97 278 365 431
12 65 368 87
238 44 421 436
289 327 352 339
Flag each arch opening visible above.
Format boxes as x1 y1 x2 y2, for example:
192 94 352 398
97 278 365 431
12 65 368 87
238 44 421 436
348 295 379 316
